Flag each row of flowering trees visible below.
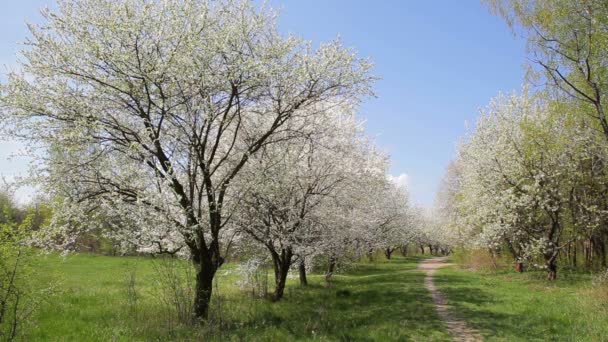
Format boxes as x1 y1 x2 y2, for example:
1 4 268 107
438 90 608 279
0 0 430 320
437 0 608 280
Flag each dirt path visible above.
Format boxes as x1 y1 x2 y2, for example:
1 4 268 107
418 257 483 342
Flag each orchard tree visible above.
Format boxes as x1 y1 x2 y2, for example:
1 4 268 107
484 0 608 272
450 89 608 279
0 0 373 319
434 160 464 252
306 143 390 273
486 0 608 141
414 208 453 256
456 90 568 278
370 179 414 260
233 109 369 300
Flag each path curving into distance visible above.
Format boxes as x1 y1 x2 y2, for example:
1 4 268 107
418 257 483 342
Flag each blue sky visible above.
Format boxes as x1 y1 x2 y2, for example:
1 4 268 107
0 1 526 205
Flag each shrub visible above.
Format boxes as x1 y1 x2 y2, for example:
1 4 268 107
235 258 270 299
152 257 195 325
0 214 50 341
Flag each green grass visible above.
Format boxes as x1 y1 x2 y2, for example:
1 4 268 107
434 264 608 341
25 253 608 341
26 254 450 341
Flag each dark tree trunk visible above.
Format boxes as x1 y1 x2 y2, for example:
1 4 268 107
400 245 408 256
270 248 293 301
188 194 225 321
298 259 308 286
585 239 592 269
593 235 606 269
385 248 393 260
272 264 289 301
193 258 218 320
544 213 561 281
326 255 337 285
547 262 557 280
506 239 522 270
572 241 577 267
328 255 336 274
419 245 425 255
545 253 558 281
601 239 607 268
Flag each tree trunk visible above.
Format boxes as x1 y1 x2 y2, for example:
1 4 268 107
419 245 425 255
190 202 225 321
572 241 577 267
601 239 607 268
272 264 289 301
544 214 560 281
367 248 374 262
271 248 293 301
384 248 393 260
298 259 308 286
193 258 217 320
326 255 336 285
328 255 336 274
545 254 558 281
593 235 606 269
400 245 408 256
506 239 522 268
547 262 557 280
585 239 592 269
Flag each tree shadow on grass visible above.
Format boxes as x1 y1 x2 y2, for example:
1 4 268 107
216 257 451 341
433 270 570 341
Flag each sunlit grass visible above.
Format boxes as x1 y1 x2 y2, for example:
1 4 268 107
27 254 450 341
434 264 608 341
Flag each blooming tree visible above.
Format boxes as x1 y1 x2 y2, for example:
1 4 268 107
233 108 360 299
365 178 415 260
443 89 608 279
0 0 374 319
486 0 608 141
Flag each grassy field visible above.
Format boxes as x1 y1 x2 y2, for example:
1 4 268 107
22 253 608 341
27 254 450 341
435 264 608 341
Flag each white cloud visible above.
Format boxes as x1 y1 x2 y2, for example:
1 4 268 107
387 173 409 189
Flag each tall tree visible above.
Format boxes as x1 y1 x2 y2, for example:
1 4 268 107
449 89 608 279
486 0 608 140
234 110 375 300
0 0 373 319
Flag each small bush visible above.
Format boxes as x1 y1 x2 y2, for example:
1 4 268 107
0 220 51 341
151 257 195 325
235 258 270 299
